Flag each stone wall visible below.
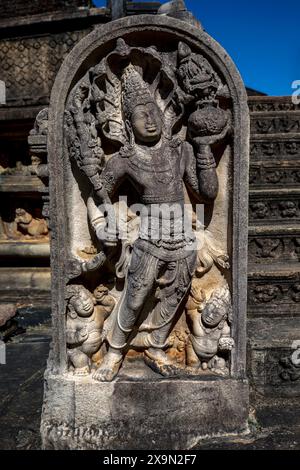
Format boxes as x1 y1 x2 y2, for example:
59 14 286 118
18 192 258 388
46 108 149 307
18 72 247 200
0 31 88 107
0 0 91 20
0 3 110 306
248 96 300 397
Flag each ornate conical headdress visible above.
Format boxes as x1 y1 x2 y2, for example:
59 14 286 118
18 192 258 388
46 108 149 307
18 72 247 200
121 64 155 120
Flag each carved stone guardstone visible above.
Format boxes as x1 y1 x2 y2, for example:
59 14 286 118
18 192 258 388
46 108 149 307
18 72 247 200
41 12 250 449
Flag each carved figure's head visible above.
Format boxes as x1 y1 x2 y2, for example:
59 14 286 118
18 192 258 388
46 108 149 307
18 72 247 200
66 285 95 318
15 208 32 225
201 286 232 327
177 42 219 99
93 284 109 303
31 155 42 166
122 64 162 143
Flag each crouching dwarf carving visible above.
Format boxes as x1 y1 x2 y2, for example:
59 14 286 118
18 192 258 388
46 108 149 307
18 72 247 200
66 285 115 375
186 285 235 375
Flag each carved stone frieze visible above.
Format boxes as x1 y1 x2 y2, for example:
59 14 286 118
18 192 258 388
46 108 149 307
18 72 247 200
250 139 300 161
0 31 87 106
248 98 300 113
0 206 49 241
248 235 300 263
279 354 300 382
249 196 300 223
248 280 300 307
250 347 300 395
251 115 300 135
249 165 300 188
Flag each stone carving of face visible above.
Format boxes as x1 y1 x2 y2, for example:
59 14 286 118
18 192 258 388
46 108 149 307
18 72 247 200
131 102 162 143
15 208 32 225
71 290 94 317
94 285 109 303
202 303 225 328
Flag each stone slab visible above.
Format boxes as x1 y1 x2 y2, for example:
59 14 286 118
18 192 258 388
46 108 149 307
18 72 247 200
41 374 249 450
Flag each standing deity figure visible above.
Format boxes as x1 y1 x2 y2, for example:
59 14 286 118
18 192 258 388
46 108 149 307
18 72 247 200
91 64 219 381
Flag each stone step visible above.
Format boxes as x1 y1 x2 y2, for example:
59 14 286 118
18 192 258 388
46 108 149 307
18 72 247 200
249 188 300 225
0 175 46 193
0 267 50 304
248 265 300 317
250 113 300 136
0 241 49 259
248 96 300 113
248 225 300 266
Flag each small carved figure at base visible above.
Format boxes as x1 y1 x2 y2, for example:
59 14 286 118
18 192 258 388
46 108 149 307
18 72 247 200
66 284 115 376
186 285 234 375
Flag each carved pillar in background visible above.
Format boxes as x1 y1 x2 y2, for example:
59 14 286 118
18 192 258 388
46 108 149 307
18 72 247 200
40 11 250 449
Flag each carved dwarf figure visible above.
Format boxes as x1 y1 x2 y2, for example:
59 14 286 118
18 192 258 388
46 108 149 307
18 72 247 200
186 285 234 375
66 284 115 375
91 64 219 381
15 208 48 238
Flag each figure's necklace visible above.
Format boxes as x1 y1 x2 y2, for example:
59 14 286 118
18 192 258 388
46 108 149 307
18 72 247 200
132 139 176 183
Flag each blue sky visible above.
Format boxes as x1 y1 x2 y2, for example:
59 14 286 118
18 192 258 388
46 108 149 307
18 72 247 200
93 0 300 96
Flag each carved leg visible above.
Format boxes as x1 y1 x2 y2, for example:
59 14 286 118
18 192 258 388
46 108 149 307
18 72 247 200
186 337 201 368
68 349 90 376
145 254 196 377
93 247 157 382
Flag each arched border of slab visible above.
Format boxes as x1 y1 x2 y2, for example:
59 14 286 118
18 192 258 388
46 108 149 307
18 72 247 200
47 14 249 378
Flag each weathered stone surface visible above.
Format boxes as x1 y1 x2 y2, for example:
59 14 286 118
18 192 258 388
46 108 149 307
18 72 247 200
41 372 249 450
0 303 16 327
0 267 51 304
0 0 90 20
0 329 51 450
41 9 249 448
1 322 298 450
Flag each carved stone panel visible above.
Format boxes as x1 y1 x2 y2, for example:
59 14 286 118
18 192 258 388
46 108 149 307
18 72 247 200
249 193 300 224
251 114 300 135
250 164 300 188
41 13 249 449
250 347 300 397
0 31 87 107
250 138 300 162
248 275 300 316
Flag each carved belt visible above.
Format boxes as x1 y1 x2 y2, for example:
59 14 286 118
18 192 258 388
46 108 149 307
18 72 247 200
136 237 196 261
141 194 184 204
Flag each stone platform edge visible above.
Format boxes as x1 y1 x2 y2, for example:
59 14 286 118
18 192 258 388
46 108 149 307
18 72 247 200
41 372 249 450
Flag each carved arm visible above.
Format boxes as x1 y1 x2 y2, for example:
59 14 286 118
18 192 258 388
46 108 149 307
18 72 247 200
90 154 127 247
183 142 218 202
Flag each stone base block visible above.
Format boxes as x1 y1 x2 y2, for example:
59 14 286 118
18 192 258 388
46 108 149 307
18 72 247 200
41 371 249 450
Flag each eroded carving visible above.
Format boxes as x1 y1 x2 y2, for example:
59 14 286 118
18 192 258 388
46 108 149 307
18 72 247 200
62 36 235 382
15 208 48 238
66 284 115 376
186 284 234 375
0 207 49 240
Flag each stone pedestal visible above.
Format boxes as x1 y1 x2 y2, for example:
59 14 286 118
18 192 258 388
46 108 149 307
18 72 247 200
42 370 249 450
